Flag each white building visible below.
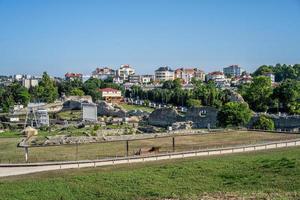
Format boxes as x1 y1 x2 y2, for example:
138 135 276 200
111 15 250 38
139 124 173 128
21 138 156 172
206 71 225 81
206 71 230 88
155 67 174 82
22 78 39 89
141 75 154 84
116 64 135 82
223 65 245 77
92 67 116 80
263 72 275 83
174 68 206 83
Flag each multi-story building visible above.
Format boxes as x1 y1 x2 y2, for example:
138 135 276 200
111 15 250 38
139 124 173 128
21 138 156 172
22 78 39 89
174 68 195 83
206 71 225 81
194 69 206 81
141 75 154 84
174 68 206 83
223 65 245 77
65 73 83 81
92 67 115 80
116 64 135 82
128 75 141 84
155 66 174 82
128 74 155 84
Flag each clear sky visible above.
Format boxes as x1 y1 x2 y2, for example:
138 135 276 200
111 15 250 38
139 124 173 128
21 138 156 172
1 0 300 76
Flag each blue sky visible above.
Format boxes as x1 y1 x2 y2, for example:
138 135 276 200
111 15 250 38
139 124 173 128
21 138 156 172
1 0 300 76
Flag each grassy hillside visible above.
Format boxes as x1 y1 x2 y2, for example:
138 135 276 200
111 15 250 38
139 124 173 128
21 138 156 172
1 147 300 200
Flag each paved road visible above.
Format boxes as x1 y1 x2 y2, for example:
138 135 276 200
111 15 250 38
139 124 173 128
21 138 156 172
1 139 300 178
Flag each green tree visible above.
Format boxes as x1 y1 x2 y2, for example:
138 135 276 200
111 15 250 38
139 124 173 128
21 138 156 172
32 72 59 103
186 99 201 108
252 115 275 130
273 79 300 114
252 65 273 76
0 82 30 112
83 78 103 101
217 102 252 127
242 76 273 112
70 88 85 96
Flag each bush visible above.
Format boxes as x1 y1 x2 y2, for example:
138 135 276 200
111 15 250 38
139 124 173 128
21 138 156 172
217 102 252 127
252 115 275 130
186 99 201 108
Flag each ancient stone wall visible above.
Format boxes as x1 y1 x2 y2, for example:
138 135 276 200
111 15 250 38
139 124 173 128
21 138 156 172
148 107 218 128
248 114 300 131
185 107 218 128
148 108 183 127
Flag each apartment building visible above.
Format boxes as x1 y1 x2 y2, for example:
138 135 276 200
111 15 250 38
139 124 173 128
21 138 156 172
116 64 135 82
155 66 174 82
223 65 245 77
174 68 206 83
92 67 115 80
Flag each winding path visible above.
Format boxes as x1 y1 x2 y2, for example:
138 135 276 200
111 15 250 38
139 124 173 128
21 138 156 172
1 139 300 178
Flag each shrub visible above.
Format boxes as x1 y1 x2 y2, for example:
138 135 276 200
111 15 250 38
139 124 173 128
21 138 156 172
252 115 275 130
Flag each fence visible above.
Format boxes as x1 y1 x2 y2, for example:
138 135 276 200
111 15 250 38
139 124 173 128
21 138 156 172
1 139 300 171
1 130 300 164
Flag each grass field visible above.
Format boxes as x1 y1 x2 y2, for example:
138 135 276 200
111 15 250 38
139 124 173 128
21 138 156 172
1 147 300 199
0 131 299 163
120 103 154 113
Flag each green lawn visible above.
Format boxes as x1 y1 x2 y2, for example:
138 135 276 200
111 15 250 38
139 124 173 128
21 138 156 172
57 110 82 121
119 103 154 113
0 131 299 164
1 147 300 200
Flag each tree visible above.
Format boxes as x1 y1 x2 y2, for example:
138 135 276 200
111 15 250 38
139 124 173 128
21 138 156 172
242 76 273 112
32 72 59 103
252 65 273 76
83 78 102 101
70 88 85 96
162 79 182 90
186 99 201 108
217 102 252 127
273 79 300 114
58 78 83 96
252 115 275 130
0 82 30 112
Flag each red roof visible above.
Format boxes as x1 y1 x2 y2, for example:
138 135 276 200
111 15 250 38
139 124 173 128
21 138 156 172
209 71 224 76
65 73 83 78
99 88 120 92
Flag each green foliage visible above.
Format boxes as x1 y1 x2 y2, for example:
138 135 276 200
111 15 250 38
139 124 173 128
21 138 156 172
70 88 85 96
253 63 300 82
252 115 275 130
273 79 300 114
58 78 84 96
162 78 182 90
0 82 30 112
186 98 201 108
83 78 124 101
82 78 102 101
192 81 223 108
217 102 252 127
241 76 273 112
252 65 274 76
31 72 59 103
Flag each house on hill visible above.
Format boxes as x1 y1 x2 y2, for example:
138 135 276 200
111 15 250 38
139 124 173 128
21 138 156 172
99 88 123 103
